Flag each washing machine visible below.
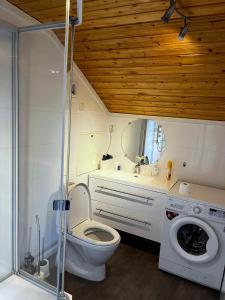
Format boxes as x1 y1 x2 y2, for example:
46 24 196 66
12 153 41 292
159 182 225 290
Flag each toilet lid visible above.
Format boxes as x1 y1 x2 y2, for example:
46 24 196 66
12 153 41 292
68 184 90 229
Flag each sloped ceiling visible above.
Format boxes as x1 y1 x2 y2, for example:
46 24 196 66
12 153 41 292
7 0 225 120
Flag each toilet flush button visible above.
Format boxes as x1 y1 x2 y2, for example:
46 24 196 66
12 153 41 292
193 206 202 214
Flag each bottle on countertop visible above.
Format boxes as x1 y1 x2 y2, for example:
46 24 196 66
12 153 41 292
151 161 159 176
166 160 173 181
116 162 121 171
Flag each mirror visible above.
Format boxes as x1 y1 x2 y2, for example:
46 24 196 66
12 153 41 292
121 119 165 164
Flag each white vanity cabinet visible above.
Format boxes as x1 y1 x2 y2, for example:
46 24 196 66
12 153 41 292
89 175 168 243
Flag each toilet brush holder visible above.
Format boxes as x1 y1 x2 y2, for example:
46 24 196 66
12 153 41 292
34 271 45 280
40 259 50 279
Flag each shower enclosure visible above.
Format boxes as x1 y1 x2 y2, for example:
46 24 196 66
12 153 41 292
0 21 14 282
0 0 81 299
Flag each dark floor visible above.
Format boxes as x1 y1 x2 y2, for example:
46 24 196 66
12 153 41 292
64 231 219 300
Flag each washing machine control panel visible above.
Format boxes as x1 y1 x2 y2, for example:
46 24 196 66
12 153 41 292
209 208 225 219
188 204 225 221
167 197 225 222
166 198 187 212
187 203 206 216
193 205 202 214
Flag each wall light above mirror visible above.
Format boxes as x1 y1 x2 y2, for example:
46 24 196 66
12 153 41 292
121 119 166 164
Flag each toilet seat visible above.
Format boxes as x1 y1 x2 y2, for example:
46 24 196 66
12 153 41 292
70 219 120 246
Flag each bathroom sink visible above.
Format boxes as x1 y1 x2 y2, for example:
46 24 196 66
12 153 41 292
97 170 154 184
132 174 154 184
91 169 174 193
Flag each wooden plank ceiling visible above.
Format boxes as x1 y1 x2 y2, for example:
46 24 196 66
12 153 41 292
8 0 225 120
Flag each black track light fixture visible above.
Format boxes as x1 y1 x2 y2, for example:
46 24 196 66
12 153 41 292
161 0 190 40
178 17 190 40
161 0 176 23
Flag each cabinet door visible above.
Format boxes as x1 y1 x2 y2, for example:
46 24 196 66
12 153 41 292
89 177 167 217
92 200 162 242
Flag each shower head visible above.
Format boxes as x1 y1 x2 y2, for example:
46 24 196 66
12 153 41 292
161 0 176 23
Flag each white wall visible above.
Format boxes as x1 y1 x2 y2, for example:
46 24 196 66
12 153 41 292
159 119 225 189
108 114 225 189
66 64 108 185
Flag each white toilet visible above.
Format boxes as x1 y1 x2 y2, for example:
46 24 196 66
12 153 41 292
65 183 121 281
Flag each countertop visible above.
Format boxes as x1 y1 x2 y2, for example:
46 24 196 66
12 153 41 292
89 170 176 194
89 171 225 208
170 181 225 208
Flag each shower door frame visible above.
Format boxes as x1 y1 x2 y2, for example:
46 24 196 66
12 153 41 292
0 19 17 284
0 16 70 300
12 19 71 299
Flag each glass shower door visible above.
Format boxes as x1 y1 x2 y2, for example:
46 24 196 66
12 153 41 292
0 25 13 281
17 1 71 298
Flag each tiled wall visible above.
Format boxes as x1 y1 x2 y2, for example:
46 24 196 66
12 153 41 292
108 115 225 189
66 65 108 185
160 120 225 189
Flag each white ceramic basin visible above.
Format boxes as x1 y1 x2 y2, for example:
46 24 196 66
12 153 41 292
91 169 175 193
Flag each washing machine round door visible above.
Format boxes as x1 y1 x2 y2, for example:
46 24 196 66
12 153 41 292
169 216 219 263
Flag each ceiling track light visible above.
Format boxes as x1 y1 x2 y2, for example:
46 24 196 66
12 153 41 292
161 0 176 23
178 17 190 40
161 0 190 40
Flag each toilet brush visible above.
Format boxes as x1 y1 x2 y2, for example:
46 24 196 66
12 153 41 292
24 226 35 274
40 237 50 279
42 237 44 262
34 215 44 280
